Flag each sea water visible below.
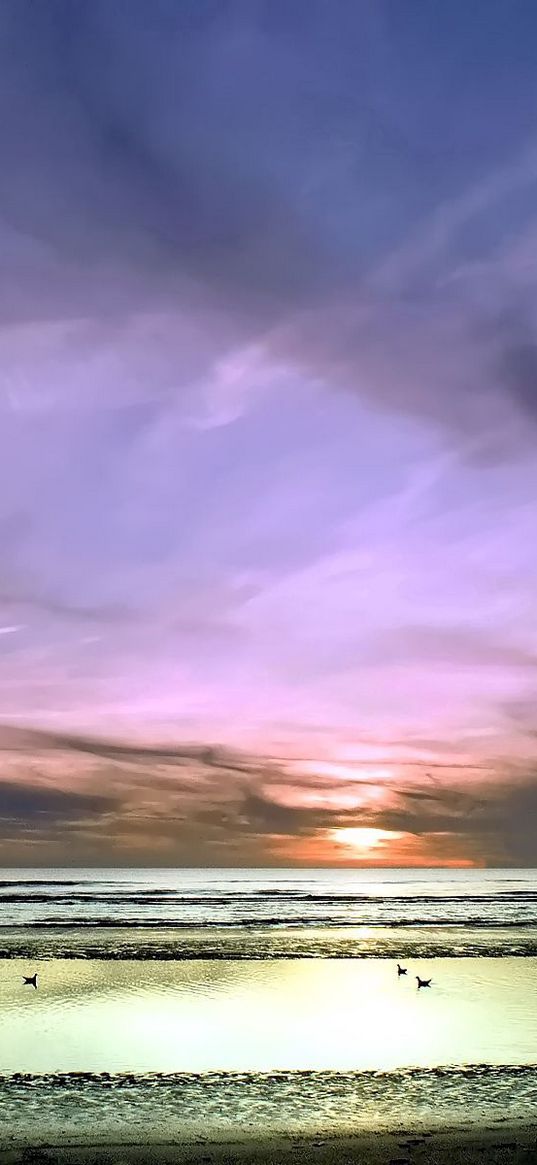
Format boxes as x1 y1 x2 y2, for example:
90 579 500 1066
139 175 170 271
1 868 537 1145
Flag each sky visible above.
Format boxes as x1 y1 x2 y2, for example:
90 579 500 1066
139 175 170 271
1 0 537 867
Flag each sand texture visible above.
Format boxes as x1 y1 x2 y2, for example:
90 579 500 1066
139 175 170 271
0 1128 536 1165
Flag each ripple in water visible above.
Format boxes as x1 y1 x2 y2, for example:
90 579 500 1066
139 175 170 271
2 957 537 1075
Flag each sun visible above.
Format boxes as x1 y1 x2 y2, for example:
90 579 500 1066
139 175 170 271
331 827 402 852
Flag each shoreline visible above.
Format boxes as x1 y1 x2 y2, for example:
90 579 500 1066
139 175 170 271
0 1127 535 1164
2 921 537 961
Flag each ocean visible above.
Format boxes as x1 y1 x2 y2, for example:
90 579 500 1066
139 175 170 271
2 866 537 957
1 867 537 1147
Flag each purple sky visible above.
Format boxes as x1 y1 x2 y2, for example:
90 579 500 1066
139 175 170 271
1 1 537 865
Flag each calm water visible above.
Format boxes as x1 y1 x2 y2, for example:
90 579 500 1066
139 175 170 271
2 868 537 1145
2 957 537 1074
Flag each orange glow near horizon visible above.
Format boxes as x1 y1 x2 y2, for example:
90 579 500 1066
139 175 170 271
270 825 484 868
331 827 403 853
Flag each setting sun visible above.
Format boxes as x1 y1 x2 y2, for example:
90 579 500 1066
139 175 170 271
331 827 403 852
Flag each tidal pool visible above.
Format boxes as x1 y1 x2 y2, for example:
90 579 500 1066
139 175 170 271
1 956 537 1075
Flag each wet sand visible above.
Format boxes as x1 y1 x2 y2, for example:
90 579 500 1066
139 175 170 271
0 1127 536 1165
3 923 537 961
1 956 536 1160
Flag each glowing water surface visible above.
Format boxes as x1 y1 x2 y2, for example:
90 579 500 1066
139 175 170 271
2 957 537 1074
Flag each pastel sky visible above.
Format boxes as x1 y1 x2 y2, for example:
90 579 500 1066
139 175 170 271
1 0 537 866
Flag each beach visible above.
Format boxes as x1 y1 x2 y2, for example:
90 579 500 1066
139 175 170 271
1 870 537 1161
0 1127 536 1165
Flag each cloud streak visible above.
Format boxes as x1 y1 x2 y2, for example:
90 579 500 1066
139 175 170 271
1 725 536 866
1 3 537 864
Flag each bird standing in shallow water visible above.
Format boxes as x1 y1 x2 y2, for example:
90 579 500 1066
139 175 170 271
22 973 38 989
416 975 431 988
397 963 407 976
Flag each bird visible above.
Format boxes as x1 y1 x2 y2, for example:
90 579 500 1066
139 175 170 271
416 976 431 989
22 973 38 989
397 963 407 976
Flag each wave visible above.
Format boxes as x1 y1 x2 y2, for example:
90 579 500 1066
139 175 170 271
3 914 537 927
4 888 537 901
2 871 537 934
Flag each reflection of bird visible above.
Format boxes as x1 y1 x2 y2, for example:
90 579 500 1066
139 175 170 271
416 976 431 989
397 963 407 976
22 973 38 989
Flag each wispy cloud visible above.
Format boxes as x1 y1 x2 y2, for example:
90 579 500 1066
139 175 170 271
0 725 536 865
1 3 537 864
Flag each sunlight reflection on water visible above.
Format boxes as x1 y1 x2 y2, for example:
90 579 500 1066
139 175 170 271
1 957 537 1074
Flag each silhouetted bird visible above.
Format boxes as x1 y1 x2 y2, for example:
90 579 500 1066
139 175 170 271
397 963 407 976
22 973 38 989
416 975 431 989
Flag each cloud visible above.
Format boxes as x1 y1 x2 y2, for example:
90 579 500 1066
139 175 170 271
362 625 537 671
241 775 484 839
1 723 536 865
241 767 537 867
0 3 536 872
373 139 537 292
0 778 115 834
0 1 343 326
0 590 131 625
36 729 255 775
489 778 537 865
0 0 536 449
496 331 537 423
